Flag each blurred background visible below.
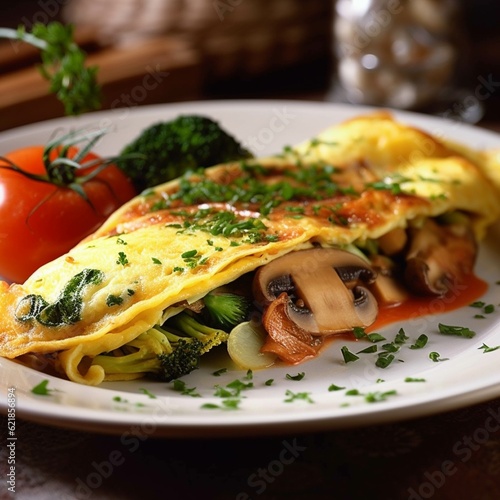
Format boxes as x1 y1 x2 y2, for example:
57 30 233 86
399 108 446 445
1 0 499 131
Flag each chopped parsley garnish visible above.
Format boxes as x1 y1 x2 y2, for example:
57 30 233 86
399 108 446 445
180 249 208 269
328 384 346 392
285 206 305 214
478 343 500 353
181 249 198 259
366 175 411 194
202 400 241 410
284 390 314 404
367 333 387 343
214 378 253 399
438 323 476 338
470 301 486 308
212 368 227 376
357 345 378 354
345 389 361 396
116 252 129 266
409 334 428 350
350 326 385 342
376 353 395 368
151 162 356 219
429 351 449 362
364 390 397 403
286 372 305 381
341 346 359 363
201 377 254 410
368 180 403 194
31 379 54 396
470 301 495 315
172 379 201 397
224 379 254 394
106 294 124 307
395 328 409 344
139 388 157 399
341 387 397 403
151 257 162 265
380 342 400 353
174 210 273 245
352 326 367 339
405 377 426 383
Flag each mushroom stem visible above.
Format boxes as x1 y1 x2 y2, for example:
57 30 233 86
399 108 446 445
253 247 379 336
369 255 409 306
292 264 370 333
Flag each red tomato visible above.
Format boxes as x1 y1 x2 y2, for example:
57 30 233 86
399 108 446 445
0 145 136 283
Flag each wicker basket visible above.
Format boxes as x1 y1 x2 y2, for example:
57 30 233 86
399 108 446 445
63 0 333 81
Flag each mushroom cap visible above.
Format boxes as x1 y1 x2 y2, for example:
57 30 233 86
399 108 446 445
404 219 477 296
253 247 379 335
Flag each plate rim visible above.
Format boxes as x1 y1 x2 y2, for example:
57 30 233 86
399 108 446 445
2 98 500 437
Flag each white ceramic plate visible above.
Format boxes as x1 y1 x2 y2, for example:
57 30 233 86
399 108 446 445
1 100 500 437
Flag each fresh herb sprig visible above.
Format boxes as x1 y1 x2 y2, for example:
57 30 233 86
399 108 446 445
0 22 101 115
0 128 126 201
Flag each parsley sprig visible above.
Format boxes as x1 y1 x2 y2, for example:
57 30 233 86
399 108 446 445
0 22 101 115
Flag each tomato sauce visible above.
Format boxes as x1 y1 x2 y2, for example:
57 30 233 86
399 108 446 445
368 273 488 331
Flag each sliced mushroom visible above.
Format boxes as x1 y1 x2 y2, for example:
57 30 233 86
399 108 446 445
404 218 477 296
253 247 379 335
261 293 323 364
369 255 409 306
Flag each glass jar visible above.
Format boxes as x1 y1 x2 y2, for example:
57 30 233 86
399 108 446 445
334 0 464 110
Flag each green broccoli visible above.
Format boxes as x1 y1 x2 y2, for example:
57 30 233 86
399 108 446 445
118 115 253 192
91 311 229 382
202 291 250 330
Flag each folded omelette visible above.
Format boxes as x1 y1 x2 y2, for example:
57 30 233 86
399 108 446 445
1 112 499 385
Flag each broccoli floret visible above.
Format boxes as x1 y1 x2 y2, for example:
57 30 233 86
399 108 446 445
118 115 253 192
91 311 229 381
157 338 203 381
202 292 249 330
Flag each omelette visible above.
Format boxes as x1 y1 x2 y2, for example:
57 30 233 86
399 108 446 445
0 112 499 385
